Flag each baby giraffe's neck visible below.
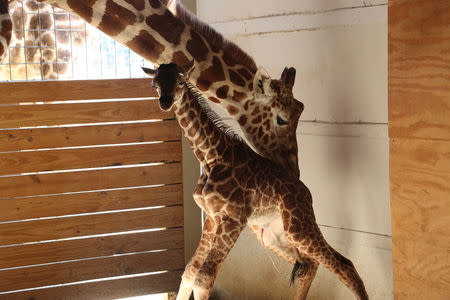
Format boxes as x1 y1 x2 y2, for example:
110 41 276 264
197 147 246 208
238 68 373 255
173 87 242 173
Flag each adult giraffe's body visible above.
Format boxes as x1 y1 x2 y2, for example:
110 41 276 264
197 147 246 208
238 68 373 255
0 0 318 298
144 62 368 300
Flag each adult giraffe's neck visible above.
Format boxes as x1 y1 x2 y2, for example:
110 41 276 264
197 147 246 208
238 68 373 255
173 88 245 173
34 0 257 106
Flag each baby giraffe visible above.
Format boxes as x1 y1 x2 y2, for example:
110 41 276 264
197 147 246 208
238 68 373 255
142 62 368 300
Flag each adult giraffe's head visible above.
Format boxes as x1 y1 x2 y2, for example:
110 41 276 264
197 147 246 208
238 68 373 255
240 66 304 178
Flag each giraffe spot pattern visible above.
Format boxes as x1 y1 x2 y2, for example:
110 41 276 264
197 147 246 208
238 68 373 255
2 19 13 41
232 90 247 102
228 69 246 87
186 29 208 62
148 0 161 9
216 85 229 99
126 30 164 62
237 67 253 80
99 0 136 36
124 0 145 10
67 0 95 23
197 56 225 91
172 50 190 67
147 11 185 45
238 115 247 126
227 105 239 115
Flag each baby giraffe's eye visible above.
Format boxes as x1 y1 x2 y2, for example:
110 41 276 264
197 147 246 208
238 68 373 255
277 116 288 126
178 81 184 87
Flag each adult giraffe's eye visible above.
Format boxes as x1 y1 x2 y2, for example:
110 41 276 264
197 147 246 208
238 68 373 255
277 116 288 126
178 81 184 87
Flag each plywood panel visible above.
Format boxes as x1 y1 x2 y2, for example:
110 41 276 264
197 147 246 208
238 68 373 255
0 206 183 246
0 249 184 292
0 163 182 199
0 184 182 222
390 138 450 299
0 79 157 104
388 0 450 140
5 270 183 300
0 228 184 270
0 120 181 151
0 100 172 129
0 141 181 176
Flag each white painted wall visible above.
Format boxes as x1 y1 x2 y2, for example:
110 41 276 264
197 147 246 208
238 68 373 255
196 1 392 299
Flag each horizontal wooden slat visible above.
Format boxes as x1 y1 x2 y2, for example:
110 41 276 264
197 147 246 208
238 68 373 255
0 228 184 270
0 184 182 222
0 206 183 246
0 141 181 176
0 249 184 293
0 120 181 152
0 163 182 199
0 100 173 129
4 270 183 299
0 79 158 104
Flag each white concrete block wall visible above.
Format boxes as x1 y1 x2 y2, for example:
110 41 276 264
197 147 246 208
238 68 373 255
196 1 392 299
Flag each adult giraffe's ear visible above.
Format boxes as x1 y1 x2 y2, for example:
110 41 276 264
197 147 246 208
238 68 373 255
253 67 275 101
141 66 157 76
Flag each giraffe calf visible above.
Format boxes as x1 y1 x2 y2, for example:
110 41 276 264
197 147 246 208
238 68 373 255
142 62 368 300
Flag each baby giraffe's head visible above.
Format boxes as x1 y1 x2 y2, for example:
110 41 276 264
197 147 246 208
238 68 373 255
142 60 195 111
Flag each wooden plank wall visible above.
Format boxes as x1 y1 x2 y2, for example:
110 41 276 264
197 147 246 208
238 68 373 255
0 79 184 299
389 0 450 299
198 1 391 299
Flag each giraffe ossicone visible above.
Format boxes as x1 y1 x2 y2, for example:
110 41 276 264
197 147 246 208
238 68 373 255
143 62 369 300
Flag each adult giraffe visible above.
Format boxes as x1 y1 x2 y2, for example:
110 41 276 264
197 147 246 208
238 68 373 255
0 0 316 298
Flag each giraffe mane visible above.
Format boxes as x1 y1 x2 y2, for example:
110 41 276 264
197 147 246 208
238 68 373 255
186 83 249 147
161 0 257 74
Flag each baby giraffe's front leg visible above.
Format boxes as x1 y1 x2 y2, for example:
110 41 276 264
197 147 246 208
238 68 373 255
177 216 216 300
193 216 245 300
177 174 213 300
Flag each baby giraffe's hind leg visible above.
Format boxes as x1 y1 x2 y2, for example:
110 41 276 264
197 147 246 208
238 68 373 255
280 202 368 300
293 252 319 300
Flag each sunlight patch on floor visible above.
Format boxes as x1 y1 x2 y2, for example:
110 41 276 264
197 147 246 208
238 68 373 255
116 293 168 300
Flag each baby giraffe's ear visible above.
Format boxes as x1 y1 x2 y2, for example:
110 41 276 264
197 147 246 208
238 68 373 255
182 59 195 77
141 66 157 76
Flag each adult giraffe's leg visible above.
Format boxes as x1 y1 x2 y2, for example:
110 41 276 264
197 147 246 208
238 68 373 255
280 199 368 300
0 0 12 62
193 217 245 300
